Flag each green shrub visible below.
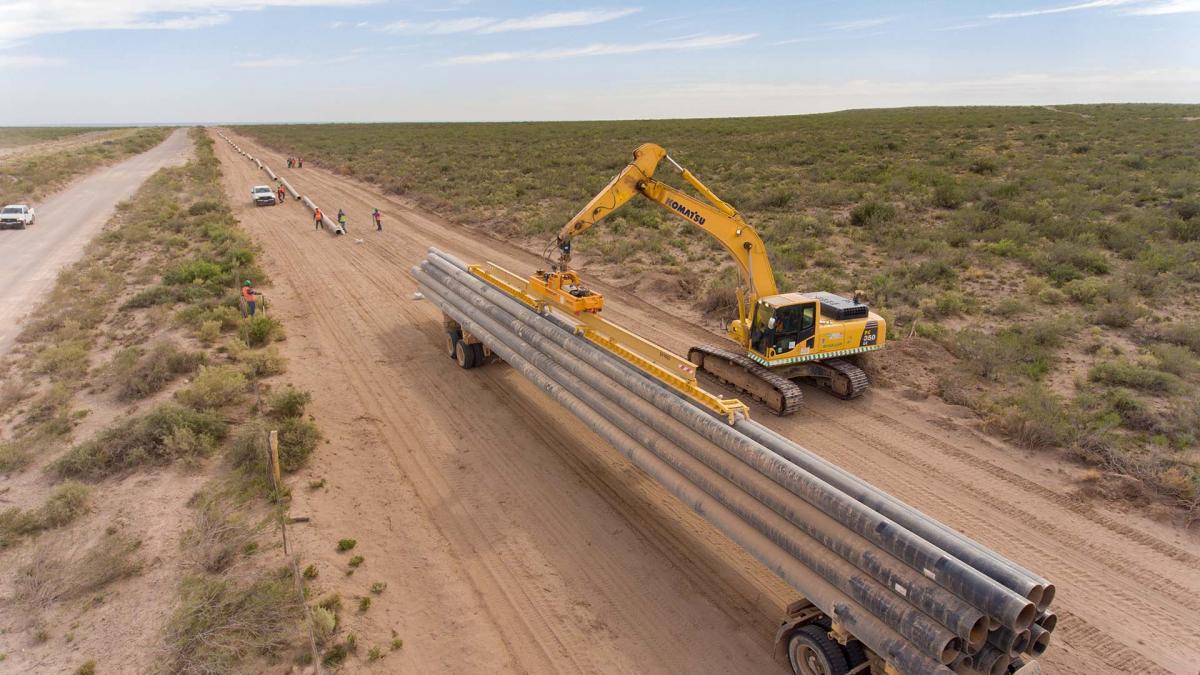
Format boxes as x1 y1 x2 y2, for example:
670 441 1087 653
227 420 267 470
164 572 301 674
74 660 96 675
0 442 31 473
1090 360 1180 394
239 315 280 347
198 320 221 345
40 482 91 527
35 341 90 380
1094 301 1139 328
932 180 964 209
111 341 205 400
278 418 320 472
54 404 227 478
238 347 285 378
1155 322 1200 353
849 200 897 227
312 606 337 645
336 539 356 552
176 366 247 410
988 384 1073 449
267 387 311 420
164 260 224 285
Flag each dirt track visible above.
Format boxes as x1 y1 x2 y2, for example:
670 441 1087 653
212 129 1200 674
0 128 190 355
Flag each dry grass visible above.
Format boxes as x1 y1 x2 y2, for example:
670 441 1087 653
14 531 142 608
163 570 302 675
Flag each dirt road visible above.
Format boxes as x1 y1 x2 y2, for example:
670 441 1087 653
213 129 1200 674
0 128 189 356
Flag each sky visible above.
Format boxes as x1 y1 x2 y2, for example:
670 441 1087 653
0 0 1197 124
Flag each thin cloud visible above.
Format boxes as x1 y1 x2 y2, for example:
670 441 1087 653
235 56 304 68
826 17 894 31
1126 0 1200 12
443 33 755 65
379 8 639 35
132 13 231 30
988 0 1141 19
0 1 376 47
0 54 64 67
478 9 641 33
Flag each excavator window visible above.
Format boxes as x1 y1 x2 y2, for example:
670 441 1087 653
751 302 816 356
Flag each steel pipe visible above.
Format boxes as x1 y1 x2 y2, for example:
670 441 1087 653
1028 624 1050 657
420 261 984 655
736 421 1053 611
425 248 1036 632
414 273 952 675
971 646 1011 675
299 195 343 235
418 265 964 662
280 177 299 200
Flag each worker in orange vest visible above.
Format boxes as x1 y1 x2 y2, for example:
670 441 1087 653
241 280 260 316
314 207 323 230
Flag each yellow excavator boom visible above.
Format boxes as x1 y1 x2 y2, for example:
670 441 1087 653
555 143 778 335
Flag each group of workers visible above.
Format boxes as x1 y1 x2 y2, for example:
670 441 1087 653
311 206 383 233
285 157 304 168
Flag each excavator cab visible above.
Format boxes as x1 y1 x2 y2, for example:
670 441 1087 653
750 299 817 358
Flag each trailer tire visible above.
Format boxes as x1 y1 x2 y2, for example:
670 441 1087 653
788 625 849 675
471 342 485 365
446 330 462 359
454 339 478 369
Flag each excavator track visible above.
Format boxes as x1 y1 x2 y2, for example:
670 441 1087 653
816 358 870 400
688 344 804 416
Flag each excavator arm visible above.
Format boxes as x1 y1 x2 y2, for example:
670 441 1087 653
555 143 778 330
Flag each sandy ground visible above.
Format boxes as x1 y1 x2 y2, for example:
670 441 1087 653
213 129 1200 675
0 128 190 356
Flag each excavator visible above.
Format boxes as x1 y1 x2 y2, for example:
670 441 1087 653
535 143 886 415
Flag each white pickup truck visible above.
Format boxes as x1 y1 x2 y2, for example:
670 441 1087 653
0 204 35 229
251 185 278 207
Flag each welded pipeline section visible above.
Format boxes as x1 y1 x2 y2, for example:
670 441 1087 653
299 195 344 235
280 177 299 200
215 131 342 234
413 248 1056 675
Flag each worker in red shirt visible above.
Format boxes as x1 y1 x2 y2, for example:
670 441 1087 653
277 185 286 203
314 207 323 230
242 280 260 316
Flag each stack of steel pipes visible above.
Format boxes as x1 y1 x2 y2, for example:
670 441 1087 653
413 248 1056 675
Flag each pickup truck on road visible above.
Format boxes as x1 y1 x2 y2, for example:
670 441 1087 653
0 204 35 229
251 186 278 207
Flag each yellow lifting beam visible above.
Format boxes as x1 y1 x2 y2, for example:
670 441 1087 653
469 261 750 424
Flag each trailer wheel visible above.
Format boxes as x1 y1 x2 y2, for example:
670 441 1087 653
788 625 849 675
470 342 485 365
454 339 478 369
446 330 462 359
